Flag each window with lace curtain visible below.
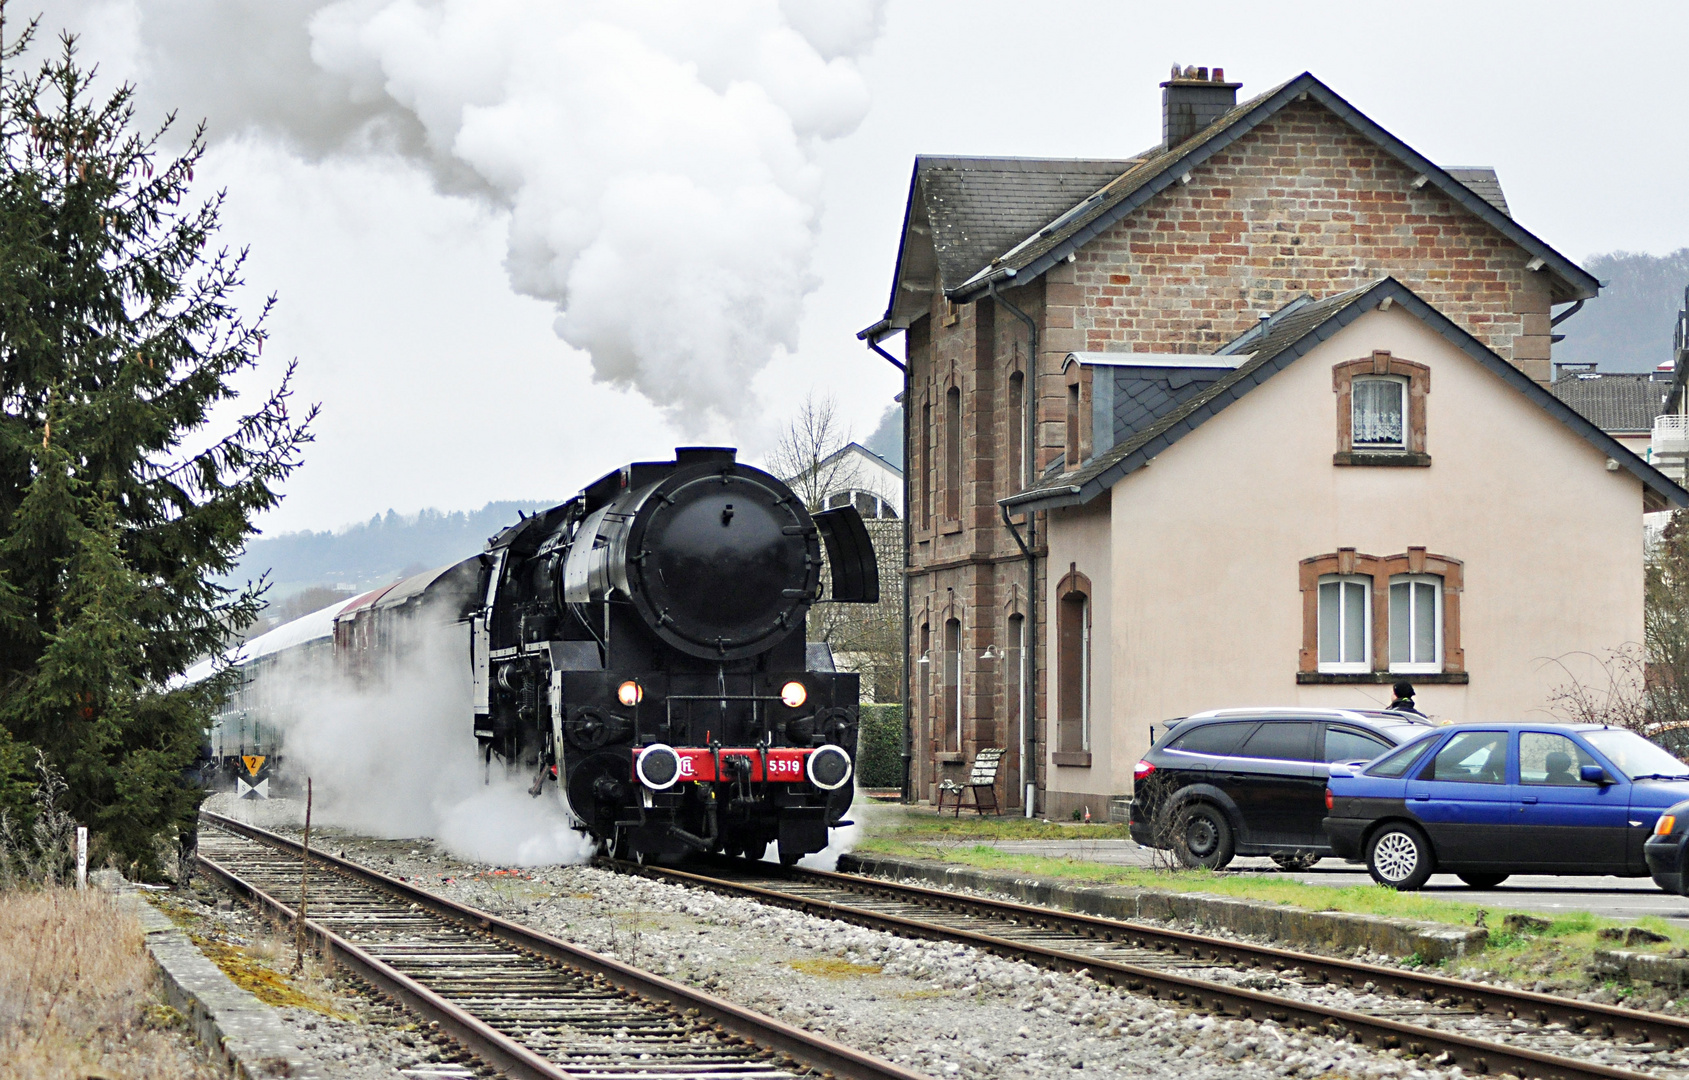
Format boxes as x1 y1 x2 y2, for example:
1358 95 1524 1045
1333 352 1430 466
1352 376 1407 448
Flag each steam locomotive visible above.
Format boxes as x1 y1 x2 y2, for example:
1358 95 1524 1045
194 447 879 864
478 447 878 863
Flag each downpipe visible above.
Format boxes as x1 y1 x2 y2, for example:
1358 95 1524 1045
991 280 1040 819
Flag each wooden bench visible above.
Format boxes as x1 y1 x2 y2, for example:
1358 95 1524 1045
937 748 1006 817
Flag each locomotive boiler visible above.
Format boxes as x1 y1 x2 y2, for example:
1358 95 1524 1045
472 447 879 863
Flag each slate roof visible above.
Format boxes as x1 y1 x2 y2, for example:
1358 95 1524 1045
1087 362 1230 455
917 157 1139 294
1003 278 1688 514
1444 168 1510 218
950 75 1594 305
866 73 1595 338
1550 373 1669 433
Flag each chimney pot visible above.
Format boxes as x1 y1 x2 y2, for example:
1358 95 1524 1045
1160 64 1242 149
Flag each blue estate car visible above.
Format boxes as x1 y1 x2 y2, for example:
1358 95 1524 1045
1322 724 1689 890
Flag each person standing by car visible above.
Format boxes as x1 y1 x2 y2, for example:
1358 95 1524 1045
1389 682 1423 715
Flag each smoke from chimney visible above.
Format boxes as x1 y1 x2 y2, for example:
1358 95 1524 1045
37 1 887 431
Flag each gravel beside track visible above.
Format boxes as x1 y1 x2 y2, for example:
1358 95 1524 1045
200 810 1526 1080
199 814 924 1080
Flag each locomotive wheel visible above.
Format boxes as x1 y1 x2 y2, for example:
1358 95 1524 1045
778 851 802 867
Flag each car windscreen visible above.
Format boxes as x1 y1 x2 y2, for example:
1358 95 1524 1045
1581 729 1689 780
1363 731 1439 778
1167 722 1254 756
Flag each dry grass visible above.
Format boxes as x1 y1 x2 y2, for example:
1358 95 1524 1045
0 887 220 1080
788 957 883 979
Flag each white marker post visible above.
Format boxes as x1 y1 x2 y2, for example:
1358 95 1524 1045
76 826 87 890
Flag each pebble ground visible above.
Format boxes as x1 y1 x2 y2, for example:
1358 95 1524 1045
190 796 1673 1080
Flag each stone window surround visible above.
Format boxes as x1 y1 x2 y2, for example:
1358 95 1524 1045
1297 547 1467 684
1053 565 1093 768
1333 351 1431 467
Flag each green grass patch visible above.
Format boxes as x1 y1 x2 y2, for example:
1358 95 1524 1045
853 835 1689 988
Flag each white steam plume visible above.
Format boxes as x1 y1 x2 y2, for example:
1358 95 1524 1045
256 622 595 866
99 0 886 427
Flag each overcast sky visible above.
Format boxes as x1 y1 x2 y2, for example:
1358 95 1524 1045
19 1 1689 534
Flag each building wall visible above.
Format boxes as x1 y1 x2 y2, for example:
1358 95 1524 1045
902 96 1571 812
1063 101 1556 382
1040 305 1645 806
1042 495 1113 822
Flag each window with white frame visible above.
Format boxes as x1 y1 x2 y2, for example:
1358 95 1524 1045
1352 375 1407 448
1317 574 1371 673
1389 574 1442 672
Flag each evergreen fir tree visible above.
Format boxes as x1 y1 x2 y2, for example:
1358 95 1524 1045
0 9 314 875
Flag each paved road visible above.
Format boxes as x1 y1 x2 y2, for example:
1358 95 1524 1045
945 838 1689 923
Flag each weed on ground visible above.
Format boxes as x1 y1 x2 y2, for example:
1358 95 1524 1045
0 887 222 1080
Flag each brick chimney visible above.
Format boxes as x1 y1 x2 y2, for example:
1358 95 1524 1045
1161 65 1242 149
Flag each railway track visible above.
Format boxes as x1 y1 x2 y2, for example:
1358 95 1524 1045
195 812 929 1080
606 855 1689 1080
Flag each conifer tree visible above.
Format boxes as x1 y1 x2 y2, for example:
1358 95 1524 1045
0 8 314 875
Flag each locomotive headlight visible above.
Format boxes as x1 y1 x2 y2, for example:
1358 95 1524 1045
636 743 681 791
617 680 643 707
806 745 852 791
780 681 807 709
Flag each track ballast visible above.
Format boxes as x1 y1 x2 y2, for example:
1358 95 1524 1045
197 812 929 1080
605 855 1689 1080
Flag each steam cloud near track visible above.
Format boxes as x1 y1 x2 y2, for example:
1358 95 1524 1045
28 0 884 428
264 624 596 866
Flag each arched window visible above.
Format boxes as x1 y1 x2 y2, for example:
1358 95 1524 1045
1352 375 1407 448
1006 612 1026 791
1332 352 1430 466
1056 571 1090 755
1007 370 1024 493
945 385 962 521
920 401 932 529
943 617 962 752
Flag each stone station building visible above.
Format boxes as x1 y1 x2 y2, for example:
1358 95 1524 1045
860 67 1679 818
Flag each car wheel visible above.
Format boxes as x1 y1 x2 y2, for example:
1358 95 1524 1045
1174 803 1235 870
1455 872 1508 889
1366 822 1435 890
1652 873 1684 895
1270 852 1321 871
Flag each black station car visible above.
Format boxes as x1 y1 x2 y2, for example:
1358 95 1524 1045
1128 708 1432 870
1646 798 1689 893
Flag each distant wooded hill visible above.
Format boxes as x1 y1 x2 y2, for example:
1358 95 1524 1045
226 500 557 612
1555 249 1689 372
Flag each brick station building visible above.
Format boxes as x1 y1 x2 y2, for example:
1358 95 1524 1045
858 67 1676 818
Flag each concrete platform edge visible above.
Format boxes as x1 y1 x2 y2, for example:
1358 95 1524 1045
837 852 1487 962
96 870 327 1080
1593 948 1689 989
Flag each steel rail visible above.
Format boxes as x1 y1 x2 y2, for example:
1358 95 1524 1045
199 812 930 1080
748 860 1689 1049
610 858 1666 1080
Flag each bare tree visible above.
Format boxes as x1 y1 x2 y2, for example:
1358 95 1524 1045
768 392 861 511
767 393 903 701
1543 510 1689 755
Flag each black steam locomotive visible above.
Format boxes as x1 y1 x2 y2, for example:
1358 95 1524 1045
472 447 879 863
